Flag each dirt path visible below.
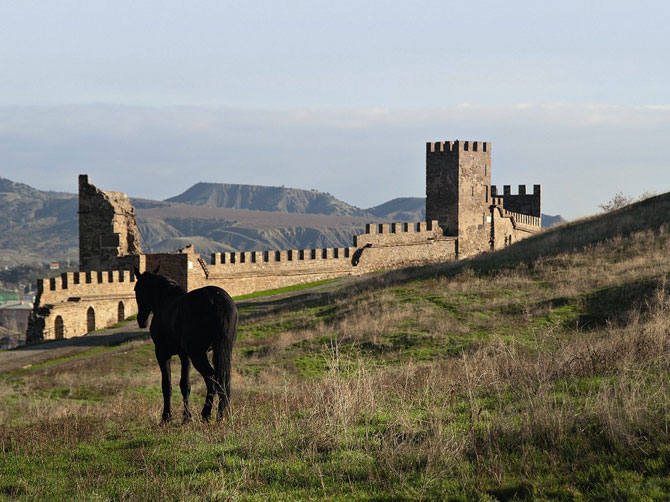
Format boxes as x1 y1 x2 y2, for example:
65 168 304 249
0 324 148 374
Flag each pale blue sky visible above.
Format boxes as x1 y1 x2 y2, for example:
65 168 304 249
1 1 669 218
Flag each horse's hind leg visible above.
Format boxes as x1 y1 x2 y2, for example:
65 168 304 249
190 352 216 422
216 373 230 422
179 353 192 423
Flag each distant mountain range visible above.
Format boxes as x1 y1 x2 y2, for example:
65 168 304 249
0 177 566 267
166 182 370 217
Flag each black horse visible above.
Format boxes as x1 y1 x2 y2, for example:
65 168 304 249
133 267 238 423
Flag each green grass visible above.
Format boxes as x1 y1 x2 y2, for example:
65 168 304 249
233 278 339 300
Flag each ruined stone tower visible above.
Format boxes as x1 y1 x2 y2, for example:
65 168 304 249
78 175 142 271
426 140 492 257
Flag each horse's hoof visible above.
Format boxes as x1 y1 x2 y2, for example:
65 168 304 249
161 414 172 425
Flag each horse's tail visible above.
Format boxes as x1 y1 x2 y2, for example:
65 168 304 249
214 294 237 414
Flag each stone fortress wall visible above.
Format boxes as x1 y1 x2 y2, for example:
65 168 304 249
78 175 141 271
27 140 542 343
29 270 138 340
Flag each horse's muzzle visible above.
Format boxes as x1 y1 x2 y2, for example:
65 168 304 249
137 313 149 329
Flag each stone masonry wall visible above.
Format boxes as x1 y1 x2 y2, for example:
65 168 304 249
79 175 142 271
426 142 461 237
145 252 190 290
489 198 542 251
426 140 492 258
491 184 542 218
27 270 138 342
456 142 492 257
184 220 456 297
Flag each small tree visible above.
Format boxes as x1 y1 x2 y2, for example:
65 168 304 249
639 191 658 201
599 192 634 212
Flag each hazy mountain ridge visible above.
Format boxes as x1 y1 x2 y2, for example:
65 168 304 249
367 197 426 222
0 178 378 265
0 178 79 265
0 177 565 266
167 182 371 217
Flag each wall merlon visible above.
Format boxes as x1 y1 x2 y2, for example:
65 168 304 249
206 244 358 270
470 141 489 152
426 140 457 154
492 184 540 197
427 140 491 155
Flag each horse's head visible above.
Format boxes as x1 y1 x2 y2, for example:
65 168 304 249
133 266 159 329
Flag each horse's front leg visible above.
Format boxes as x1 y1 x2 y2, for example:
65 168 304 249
156 351 172 423
179 353 192 423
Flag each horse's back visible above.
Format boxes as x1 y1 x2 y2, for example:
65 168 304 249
180 286 237 341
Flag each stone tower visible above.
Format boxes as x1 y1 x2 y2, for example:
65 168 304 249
78 175 142 271
426 140 492 257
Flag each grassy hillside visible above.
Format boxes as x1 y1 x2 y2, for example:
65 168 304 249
2 195 670 500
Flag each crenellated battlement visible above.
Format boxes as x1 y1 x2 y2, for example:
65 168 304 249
426 140 490 154
495 207 542 228
191 218 456 296
354 220 440 246
491 184 541 197
490 183 541 218
37 269 137 301
206 220 443 271
209 246 354 267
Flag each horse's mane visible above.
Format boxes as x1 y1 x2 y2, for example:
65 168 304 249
149 273 187 296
